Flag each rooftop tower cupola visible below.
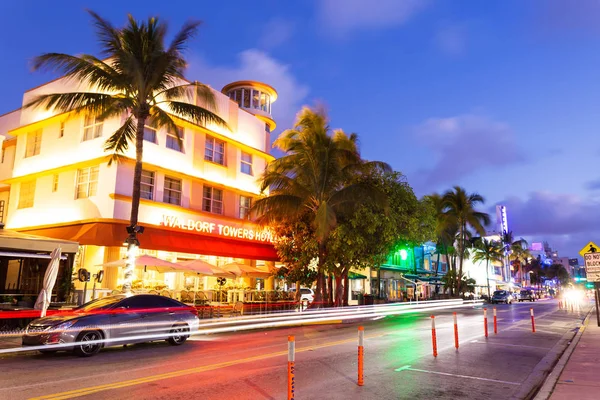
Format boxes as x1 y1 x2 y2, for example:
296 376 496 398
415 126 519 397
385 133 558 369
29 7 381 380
222 81 277 132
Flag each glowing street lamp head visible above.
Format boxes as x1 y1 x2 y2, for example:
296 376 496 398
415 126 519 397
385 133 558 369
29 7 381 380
399 249 408 261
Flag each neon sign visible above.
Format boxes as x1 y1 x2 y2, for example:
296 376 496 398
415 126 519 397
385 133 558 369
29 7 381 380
160 215 275 243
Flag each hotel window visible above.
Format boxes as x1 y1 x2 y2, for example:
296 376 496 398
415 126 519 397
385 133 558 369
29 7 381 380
52 174 59 193
18 180 36 209
83 115 103 141
205 136 225 165
59 122 65 138
166 126 184 152
143 119 157 143
140 170 155 200
239 195 251 219
203 186 223 214
25 130 42 157
163 176 182 205
76 166 99 199
243 89 251 108
240 151 253 175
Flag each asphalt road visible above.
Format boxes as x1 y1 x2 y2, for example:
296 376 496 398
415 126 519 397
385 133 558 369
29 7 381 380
0 299 589 400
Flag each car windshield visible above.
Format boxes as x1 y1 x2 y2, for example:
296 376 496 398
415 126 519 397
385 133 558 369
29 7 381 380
493 291 507 296
75 295 126 312
520 290 529 294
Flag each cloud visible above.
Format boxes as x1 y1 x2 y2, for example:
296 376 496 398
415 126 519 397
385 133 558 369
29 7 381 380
586 179 600 190
188 49 309 138
317 0 429 37
259 18 295 49
435 24 467 56
413 114 526 187
536 0 600 37
495 192 600 258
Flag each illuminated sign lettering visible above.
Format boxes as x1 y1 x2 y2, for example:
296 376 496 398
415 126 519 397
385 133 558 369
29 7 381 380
160 215 274 243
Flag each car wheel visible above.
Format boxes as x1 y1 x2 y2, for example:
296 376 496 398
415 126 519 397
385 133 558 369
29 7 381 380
73 330 103 357
167 324 190 346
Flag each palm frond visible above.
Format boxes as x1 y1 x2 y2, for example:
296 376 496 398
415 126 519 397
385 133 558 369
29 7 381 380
104 115 136 162
25 92 117 115
166 100 229 130
87 10 123 57
252 195 304 223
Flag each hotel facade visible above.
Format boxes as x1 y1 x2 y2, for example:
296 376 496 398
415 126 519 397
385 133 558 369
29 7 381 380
0 76 281 300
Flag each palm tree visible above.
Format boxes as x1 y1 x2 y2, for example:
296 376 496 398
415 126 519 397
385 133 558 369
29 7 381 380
442 187 490 294
27 11 228 292
501 231 528 282
509 242 532 285
472 238 504 299
252 106 390 306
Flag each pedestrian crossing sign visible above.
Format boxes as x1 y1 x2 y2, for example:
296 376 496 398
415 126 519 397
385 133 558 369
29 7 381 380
580 241 600 257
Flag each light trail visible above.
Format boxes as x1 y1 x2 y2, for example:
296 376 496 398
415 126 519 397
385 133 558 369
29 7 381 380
0 299 482 355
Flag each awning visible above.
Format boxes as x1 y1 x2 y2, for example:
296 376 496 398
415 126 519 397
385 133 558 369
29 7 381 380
348 271 367 280
0 227 78 253
17 221 278 261
0 251 68 260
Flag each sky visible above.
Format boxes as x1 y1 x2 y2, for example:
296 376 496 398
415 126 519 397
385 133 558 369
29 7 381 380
1 0 599 259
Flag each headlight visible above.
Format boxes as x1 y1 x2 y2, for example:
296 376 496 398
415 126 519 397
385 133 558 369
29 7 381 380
53 320 78 333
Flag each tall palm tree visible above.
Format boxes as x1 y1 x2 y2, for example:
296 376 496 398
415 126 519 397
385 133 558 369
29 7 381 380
426 193 458 295
501 231 528 282
252 106 390 306
472 238 504 299
442 186 490 294
27 11 228 292
509 242 532 285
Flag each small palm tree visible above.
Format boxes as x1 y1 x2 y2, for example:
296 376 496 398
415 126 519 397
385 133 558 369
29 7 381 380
472 238 504 299
509 241 532 284
442 186 490 294
27 11 228 292
252 106 390 306
501 231 528 282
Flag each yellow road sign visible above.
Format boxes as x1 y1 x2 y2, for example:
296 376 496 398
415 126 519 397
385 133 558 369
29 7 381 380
580 241 600 257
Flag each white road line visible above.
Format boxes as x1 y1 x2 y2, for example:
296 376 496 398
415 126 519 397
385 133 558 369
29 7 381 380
395 365 520 385
469 340 551 350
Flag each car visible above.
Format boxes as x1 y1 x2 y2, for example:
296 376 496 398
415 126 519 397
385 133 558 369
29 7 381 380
289 288 315 304
519 289 536 302
22 294 200 357
490 290 514 304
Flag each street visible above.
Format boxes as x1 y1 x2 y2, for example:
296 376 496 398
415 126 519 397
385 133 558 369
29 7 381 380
0 300 589 400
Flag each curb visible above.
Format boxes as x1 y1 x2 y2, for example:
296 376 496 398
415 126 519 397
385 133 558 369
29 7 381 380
532 309 592 400
510 306 592 400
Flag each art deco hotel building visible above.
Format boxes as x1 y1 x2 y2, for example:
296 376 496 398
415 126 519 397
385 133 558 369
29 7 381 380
0 76 279 298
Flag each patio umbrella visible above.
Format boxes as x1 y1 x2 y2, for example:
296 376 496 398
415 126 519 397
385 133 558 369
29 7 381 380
98 255 184 273
221 262 272 278
177 259 236 278
176 260 236 304
34 247 62 318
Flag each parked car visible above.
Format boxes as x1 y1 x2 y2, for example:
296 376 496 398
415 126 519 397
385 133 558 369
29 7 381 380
519 289 536 302
22 294 200 357
490 290 514 304
289 288 315 304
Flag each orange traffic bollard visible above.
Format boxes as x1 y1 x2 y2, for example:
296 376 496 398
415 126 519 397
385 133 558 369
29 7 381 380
530 308 536 333
483 308 488 338
431 315 438 357
493 307 498 335
453 312 459 349
288 336 295 400
358 326 364 386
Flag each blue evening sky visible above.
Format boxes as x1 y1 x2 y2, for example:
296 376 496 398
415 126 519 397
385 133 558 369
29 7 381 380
1 0 599 258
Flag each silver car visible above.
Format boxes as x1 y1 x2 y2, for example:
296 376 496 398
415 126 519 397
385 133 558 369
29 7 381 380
22 294 200 357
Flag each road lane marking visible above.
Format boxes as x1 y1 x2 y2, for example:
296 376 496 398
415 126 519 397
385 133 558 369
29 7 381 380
396 366 519 386
28 333 385 400
469 340 551 350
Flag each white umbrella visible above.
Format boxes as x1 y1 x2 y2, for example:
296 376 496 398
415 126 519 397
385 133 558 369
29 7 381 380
34 247 62 318
176 259 236 305
221 262 272 278
98 255 184 273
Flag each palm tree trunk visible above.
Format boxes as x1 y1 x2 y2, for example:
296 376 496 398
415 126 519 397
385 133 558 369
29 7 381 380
313 244 326 308
334 273 343 307
327 274 334 307
343 269 349 307
123 116 146 293
485 260 491 299
457 223 466 295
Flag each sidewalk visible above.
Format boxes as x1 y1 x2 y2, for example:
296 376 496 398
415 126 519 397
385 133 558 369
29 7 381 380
548 310 600 400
